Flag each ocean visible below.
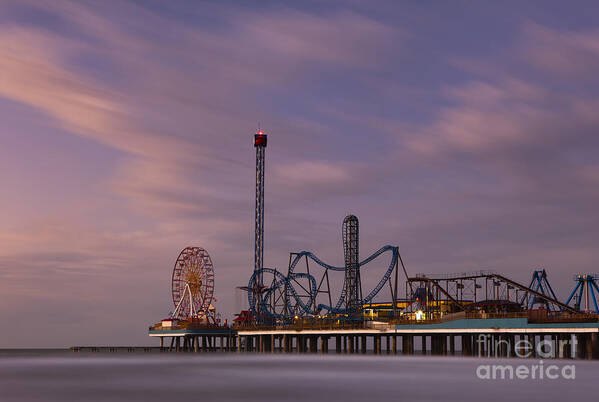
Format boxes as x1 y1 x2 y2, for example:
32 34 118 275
0 350 594 401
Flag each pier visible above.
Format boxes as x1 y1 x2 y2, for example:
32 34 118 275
148 327 236 352
236 316 599 358
142 314 599 359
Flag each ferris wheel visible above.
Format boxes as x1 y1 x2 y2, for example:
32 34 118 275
171 246 215 320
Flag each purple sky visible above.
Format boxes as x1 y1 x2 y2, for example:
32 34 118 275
1 1 599 347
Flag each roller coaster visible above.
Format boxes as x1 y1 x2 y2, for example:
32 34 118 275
247 216 405 323
405 270 578 317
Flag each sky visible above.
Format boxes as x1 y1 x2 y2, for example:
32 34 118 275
1 0 599 347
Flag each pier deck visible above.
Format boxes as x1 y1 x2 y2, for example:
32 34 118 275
143 317 599 358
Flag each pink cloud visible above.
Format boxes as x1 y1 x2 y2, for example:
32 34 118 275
275 160 351 185
241 10 394 67
406 79 552 155
522 22 599 75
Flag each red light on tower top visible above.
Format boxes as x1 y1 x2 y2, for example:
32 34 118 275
254 129 267 147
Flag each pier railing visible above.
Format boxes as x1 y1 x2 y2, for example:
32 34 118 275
153 311 598 333
233 311 599 331
388 311 598 325
235 320 368 331
149 322 232 332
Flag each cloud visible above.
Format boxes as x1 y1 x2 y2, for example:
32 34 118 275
579 164 599 184
274 161 351 187
522 22 599 75
405 77 561 157
0 2 397 220
240 10 394 68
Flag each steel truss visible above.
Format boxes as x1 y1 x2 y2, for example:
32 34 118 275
254 131 266 276
522 269 560 311
342 215 362 318
565 274 599 313
406 271 577 316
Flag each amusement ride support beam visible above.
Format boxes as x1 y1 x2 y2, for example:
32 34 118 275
343 215 362 318
490 274 578 313
408 276 465 310
409 272 578 313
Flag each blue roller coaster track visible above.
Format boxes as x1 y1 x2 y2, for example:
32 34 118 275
248 245 399 321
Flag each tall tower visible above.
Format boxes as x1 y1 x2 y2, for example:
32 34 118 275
342 215 362 318
254 130 267 278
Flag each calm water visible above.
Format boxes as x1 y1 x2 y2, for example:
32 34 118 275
0 350 594 401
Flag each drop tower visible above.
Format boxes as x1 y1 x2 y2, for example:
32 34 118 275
254 130 267 279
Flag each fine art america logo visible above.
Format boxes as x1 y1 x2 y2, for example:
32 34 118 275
475 334 576 380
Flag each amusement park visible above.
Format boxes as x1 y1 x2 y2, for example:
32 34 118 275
147 129 599 358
